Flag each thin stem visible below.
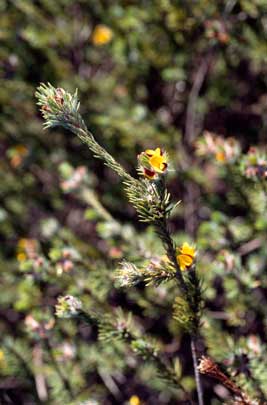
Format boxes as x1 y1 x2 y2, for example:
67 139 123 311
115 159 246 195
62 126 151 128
156 216 189 297
4 342 42 405
223 0 236 17
44 338 75 400
80 189 114 222
78 311 193 402
70 125 134 182
184 50 213 146
191 336 204 405
155 181 203 402
154 178 189 296
150 350 194 404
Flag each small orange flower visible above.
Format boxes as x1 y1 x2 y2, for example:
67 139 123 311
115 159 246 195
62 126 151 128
91 25 113 46
176 242 196 271
215 151 226 162
9 145 28 168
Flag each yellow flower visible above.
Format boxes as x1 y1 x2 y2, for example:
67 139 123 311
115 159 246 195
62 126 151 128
145 148 168 173
138 147 168 180
17 238 38 262
18 238 28 248
176 242 196 271
17 252 27 262
215 151 226 162
0 350 5 368
0 351 4 362
92 25 113 46
129 395 141 405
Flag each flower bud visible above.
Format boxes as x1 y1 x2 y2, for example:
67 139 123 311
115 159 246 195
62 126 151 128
55 295 82 318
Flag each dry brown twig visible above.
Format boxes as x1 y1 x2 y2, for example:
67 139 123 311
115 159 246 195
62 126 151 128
198 356 258 405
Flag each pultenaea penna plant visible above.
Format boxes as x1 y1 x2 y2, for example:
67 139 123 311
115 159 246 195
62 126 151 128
36 83 257 405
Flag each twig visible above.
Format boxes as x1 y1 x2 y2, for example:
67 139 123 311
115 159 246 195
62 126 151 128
80 189 114 222
184 181 200 237
44 338 75 400
98 368 122 401
238 238 263 256
183 47 214 237
223 0 237 18
156 196 203 405
191 337 204 405
4 342 42 404
198 356 254 405
155 216 189 297
78 311 193 402
185 50 213 146
33 344 48 402
184 0 236 146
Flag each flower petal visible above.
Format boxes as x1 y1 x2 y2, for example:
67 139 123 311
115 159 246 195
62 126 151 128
177 254 193 270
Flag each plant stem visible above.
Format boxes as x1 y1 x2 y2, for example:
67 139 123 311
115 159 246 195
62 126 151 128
191 336 204 405
4 342 42 404
44 338 75 400
79 311 193 401
156 179 203 402
156 216 189 297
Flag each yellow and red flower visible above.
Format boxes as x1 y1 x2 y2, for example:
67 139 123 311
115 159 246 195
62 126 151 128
176 242 196 271
138 147 168 180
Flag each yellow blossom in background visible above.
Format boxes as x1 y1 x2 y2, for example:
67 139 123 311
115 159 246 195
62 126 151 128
215 151 226 162
0 351 4 361
176 242 196 271
18 238 28 249
195 131 240 164
92 24 113 46
17 238 38 261
0 350 5 368
9 145 28 168
129 395 141 405
17 252 27 262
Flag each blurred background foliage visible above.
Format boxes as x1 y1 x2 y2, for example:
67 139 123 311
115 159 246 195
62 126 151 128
1 0 267 404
